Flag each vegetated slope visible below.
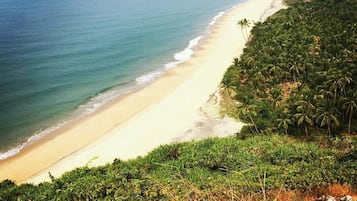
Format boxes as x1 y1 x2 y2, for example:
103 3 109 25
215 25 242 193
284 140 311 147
223 0 357 136
0 135 356 200
1 0 357 200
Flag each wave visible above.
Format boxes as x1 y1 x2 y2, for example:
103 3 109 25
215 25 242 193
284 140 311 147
0 122 65 160
164 11 225 69
78 85 135 114
0 145 24 160
0 8 229 161
135 71 165 85
209 12 224 26
164 35 202 68
0 84 137 160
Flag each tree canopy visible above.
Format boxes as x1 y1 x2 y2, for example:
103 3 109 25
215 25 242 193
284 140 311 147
224 0 357 136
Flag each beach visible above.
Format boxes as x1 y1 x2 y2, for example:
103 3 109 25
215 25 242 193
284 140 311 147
0 0 285 183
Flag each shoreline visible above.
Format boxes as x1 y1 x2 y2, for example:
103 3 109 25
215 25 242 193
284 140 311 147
0 0 285 184
0 5 228 161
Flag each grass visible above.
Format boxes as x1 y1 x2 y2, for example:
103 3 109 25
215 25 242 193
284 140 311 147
1 134 356 200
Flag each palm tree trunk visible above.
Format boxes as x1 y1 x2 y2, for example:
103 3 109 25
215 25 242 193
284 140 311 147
245 28 249 41
327 124 331 135
334 90 337 105
249 115 259 134
241 29 247 42
348 114 352 134
304 124 308 136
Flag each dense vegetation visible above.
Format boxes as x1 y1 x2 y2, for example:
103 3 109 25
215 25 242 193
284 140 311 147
1 135 356 200
1 0 356 200
223 0 357 136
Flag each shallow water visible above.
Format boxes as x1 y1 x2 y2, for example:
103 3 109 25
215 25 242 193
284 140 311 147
0 0 242 159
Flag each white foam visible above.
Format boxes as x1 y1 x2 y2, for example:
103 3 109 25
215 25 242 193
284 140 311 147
174 48 194 61
164 35 202 68
164 10 227 69
0 83 141 161
80 86 136 115
0 122 65 160
209 12 224 26
188 35 202 49
0 86 135 161
174 35 202 61
165 61 182 68
80 91 118 114
135 71 165 85
0 6 237 161
0 145 24 160
231 3 241 9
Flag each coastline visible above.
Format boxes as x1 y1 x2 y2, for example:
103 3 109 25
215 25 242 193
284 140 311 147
0 1 228 162
0 0 285 183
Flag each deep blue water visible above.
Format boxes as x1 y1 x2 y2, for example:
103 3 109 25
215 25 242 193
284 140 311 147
0 0 242 158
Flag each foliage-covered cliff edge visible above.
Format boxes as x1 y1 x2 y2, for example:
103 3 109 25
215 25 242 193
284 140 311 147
223 0 357 137
1 0 356 200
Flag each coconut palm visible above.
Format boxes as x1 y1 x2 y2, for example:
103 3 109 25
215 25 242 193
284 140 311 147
233 57 239 67
237 18 250 41
326 70 352 102
269 88 283 108
255 71 266 84
268 65 283 78
293 100 315 136
277 117 292 135
289 63 304 83
316 106 340 135
327 79 344 102
294 112 313 136
342 93 357 134
238 103 259 134
337 72 352 96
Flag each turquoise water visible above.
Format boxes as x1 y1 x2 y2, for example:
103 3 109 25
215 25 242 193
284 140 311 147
0 0 242 159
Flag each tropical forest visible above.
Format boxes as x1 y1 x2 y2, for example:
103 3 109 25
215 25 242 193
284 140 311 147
1 0 356 200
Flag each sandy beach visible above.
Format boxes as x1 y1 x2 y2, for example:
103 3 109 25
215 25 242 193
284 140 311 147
0 0 285 184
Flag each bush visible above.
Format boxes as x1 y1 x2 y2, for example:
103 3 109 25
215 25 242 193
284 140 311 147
1 135 356 200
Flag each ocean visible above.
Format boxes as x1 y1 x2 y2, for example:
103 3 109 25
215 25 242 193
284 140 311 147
0 0 242 159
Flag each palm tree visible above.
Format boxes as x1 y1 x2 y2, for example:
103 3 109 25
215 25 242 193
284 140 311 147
326 70 352 102
238 104 259 134
277 117 292 135
237 18 250 41
255 71 266 84
233 57 239 67
342 93 357 134
294 112 313 136
337 72 352 96
244 55 255 66
269 88 283 108
289 63 304 83
293 100 315 136
268 65 283 78
328 79 344 103
316 106 340 135
316 89 334 100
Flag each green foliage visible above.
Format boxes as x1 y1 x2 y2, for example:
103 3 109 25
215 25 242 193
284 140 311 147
1 135 356 200
224 0 357 136
1 1 356 200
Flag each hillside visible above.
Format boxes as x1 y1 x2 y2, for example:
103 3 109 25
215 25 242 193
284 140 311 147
1 0 356 200
0 135 355 200
223 0 357 137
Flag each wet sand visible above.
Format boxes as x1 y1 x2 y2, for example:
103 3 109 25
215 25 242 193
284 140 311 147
0 0 285 184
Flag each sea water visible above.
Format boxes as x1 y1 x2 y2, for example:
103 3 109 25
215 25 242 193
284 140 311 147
0 0 243 159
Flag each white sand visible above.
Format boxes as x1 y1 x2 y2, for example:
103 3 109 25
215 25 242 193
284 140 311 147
0 0 285 184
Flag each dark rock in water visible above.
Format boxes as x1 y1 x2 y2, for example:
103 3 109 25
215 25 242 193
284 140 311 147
316 195 336 201
340 195 353 201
